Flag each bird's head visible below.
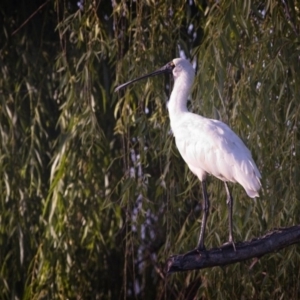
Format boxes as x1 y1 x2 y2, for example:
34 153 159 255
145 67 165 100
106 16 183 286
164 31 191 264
115 58 195 92
171 58 195 84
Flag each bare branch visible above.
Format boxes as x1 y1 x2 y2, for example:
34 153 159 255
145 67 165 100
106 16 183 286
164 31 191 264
11 0 51 36
166 225 300 273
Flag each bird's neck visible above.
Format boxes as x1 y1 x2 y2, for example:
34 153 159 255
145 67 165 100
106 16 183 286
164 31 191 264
168 76 190 123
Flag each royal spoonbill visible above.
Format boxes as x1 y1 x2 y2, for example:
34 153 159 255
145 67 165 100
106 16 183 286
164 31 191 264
115 58 261 252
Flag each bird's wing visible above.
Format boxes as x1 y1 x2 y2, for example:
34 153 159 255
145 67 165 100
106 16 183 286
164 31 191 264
172 114 261 197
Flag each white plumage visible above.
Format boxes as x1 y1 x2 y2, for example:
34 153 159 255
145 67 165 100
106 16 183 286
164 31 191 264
168 58 261 197
116 57 261 252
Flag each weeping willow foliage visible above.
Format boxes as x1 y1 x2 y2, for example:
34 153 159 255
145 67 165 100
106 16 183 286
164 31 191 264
1 0 300 299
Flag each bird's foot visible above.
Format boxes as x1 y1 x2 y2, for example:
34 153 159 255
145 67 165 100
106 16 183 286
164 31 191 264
180 247 208 268
182 247 208 258
221 240 236 251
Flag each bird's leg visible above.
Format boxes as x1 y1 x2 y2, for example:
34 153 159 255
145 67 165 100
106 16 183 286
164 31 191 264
183 180 209 258
223 182 236 251
196 179 210 250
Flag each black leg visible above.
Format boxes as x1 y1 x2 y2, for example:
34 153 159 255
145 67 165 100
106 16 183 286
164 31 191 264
196 179 210 250
224 182 236 251
183 180 210 258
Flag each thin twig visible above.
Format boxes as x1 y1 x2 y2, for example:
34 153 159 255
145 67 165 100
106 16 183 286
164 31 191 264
11 0 51 36
281 0 299 36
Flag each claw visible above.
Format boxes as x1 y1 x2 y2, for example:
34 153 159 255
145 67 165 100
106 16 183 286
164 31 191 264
183 247 208 258
221 240 236 251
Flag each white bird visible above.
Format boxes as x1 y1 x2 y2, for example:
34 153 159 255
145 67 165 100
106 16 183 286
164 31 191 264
115 58 261 252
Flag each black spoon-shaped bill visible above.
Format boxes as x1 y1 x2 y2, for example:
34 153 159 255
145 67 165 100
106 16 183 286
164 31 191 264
114 61 175 92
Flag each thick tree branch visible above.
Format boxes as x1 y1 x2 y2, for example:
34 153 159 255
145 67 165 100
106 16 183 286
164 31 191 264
166 225 300 273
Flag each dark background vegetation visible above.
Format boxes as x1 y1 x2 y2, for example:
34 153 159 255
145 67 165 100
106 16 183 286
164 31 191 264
1 0 300 299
